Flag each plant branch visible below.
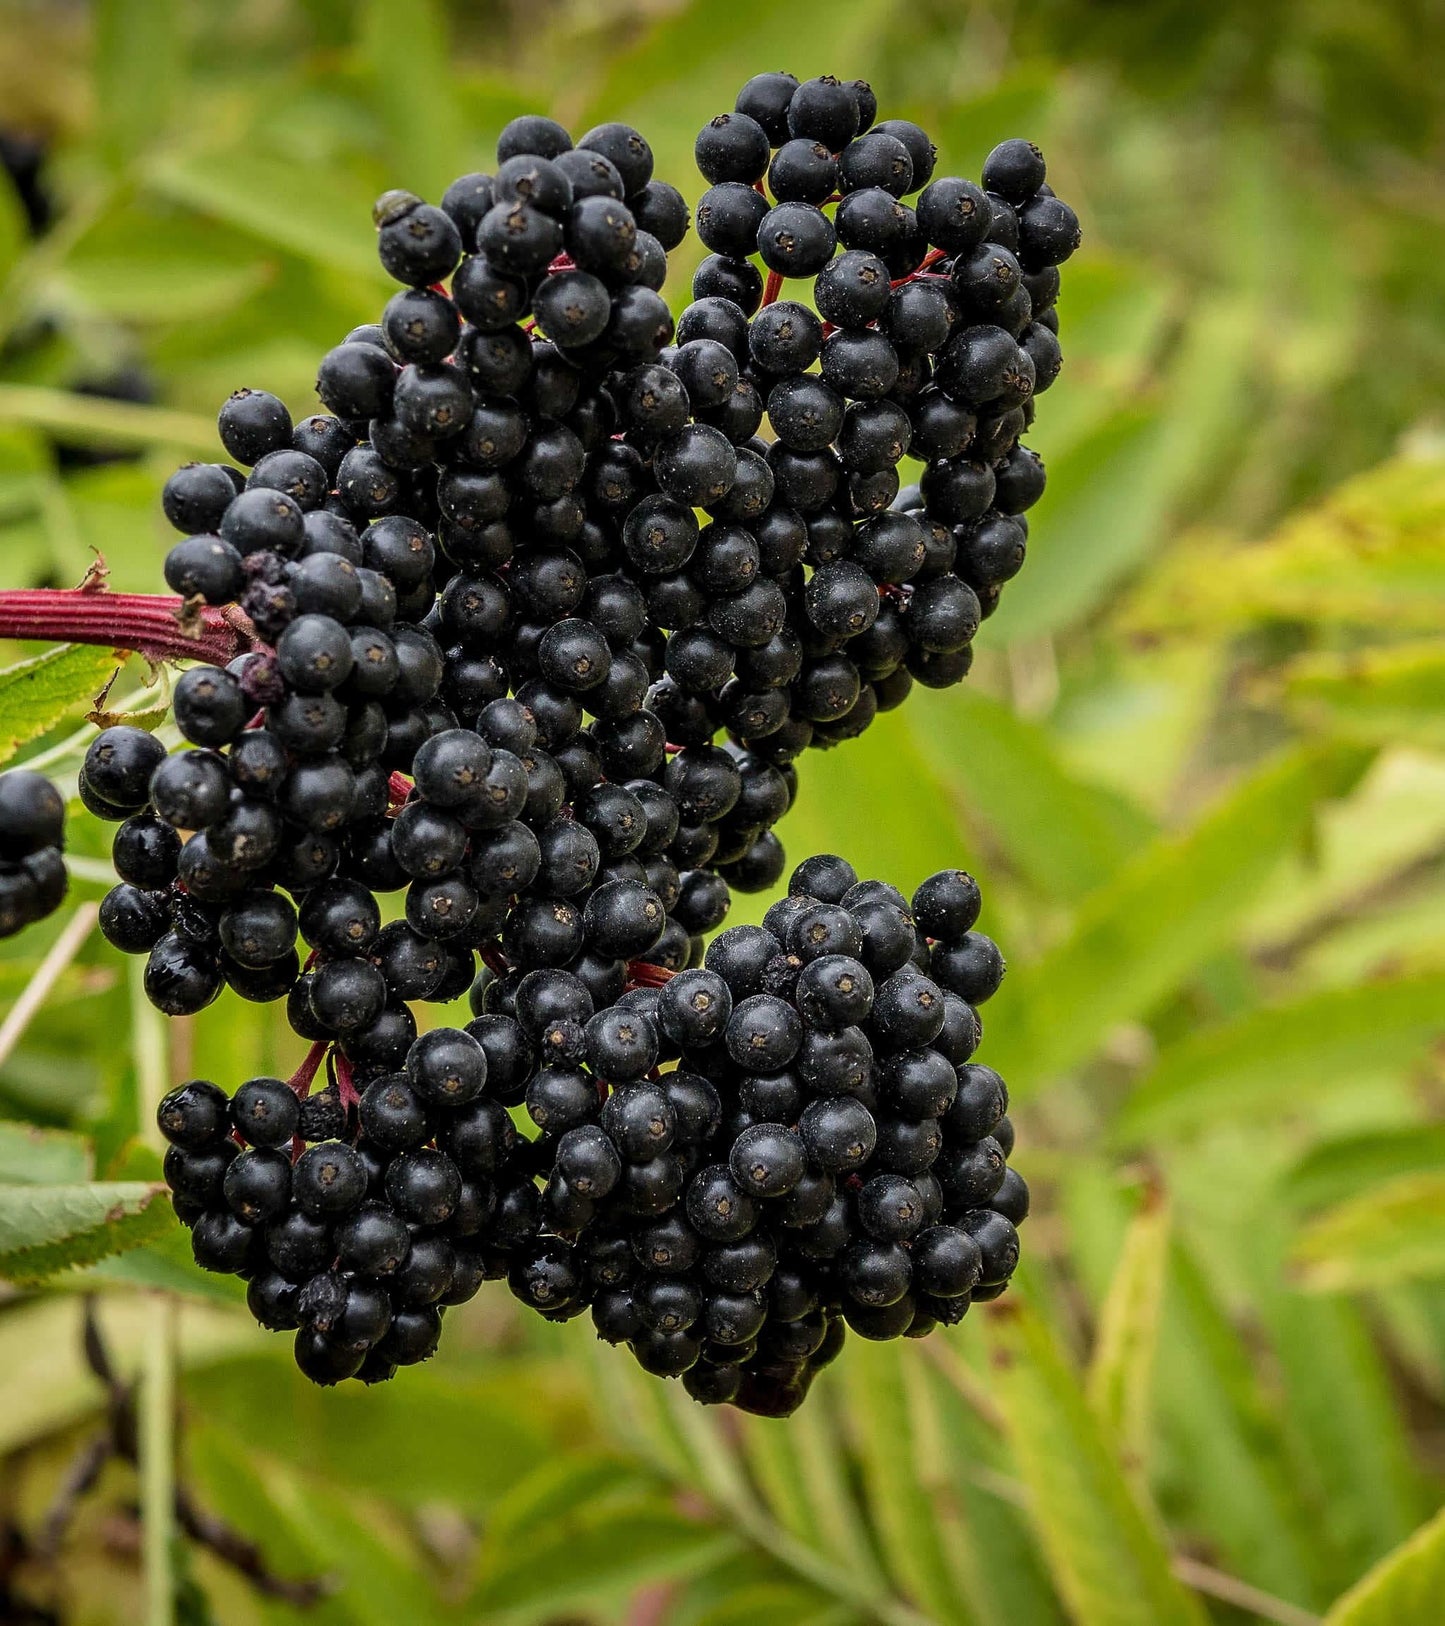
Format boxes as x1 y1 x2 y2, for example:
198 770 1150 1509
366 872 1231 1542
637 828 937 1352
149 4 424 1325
0 588 252 665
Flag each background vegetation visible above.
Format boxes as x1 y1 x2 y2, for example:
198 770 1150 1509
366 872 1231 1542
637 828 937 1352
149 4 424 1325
0 1 1443 1622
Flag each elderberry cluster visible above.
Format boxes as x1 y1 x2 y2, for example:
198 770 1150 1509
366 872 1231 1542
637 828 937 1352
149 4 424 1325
156 855 1023 1412
0 770 67 937
505 856 1023 1415
62 76 1066 1409
684 75 1076 718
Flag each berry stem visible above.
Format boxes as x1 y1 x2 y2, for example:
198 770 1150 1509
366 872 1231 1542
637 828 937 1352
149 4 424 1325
889 247 949 290
333 1050 361 1112
625 961 674 989
478 945 510 978
0 588 253 664
386 771 413 810
287 1040 328 1098
759 270 785 309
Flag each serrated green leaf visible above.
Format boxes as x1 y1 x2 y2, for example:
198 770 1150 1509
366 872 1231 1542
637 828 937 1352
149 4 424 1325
1324 1504 1445 1626
1294 1172 1445 1292
983 1298 1207 1626
94 0 184 167
0 643 120 766
0 1120 90 1183
985 742 1373 1087
0 1180 174 1283
1087 1188 1170 1480
1119 972 1445 1140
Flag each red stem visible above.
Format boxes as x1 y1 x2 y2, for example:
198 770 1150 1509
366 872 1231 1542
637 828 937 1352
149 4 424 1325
387 771 413 810
890 247 948 289
0 588 252 664
759 270 785 308
287 1040 328 1098
625 961 675 989
334 1050 361 1112
478 945 511 978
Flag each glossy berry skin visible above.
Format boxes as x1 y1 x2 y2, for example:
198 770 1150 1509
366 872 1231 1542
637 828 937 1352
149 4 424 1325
231 1077 300 1148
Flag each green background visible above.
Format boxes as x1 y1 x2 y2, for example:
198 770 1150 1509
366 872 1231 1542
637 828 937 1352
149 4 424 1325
0 0 1443 1621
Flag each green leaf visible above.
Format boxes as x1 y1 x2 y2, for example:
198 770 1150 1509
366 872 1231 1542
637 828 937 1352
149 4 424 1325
147 149 389 283
202 1353 549 1509
0 1120 91 1183
1125 454 1445 638
1324 1504 1445 1626
985 742 1373 1088
1119 972 1445 1140
1294 1172 1445 1292
1280 1126 1445 1213
1278 641 1445 751
907 685 1154 901
358 0 470 198
473 1479 735 1621
94 0 184 167
983 1298 1208 1626
1087 1186 1170 1480
0 643 120 766
0 384 218 456
841 1341 979 1625
1152 1244 1321 1603
0 1180 174 1283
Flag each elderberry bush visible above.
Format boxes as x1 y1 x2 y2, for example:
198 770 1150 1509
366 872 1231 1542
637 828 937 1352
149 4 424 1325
158 856 1024 1414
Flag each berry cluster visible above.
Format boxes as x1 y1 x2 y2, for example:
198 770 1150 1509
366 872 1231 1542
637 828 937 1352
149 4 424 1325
0 769 67 937
685 74 1076 714
11 74 1070 1410
157 855 1023 1412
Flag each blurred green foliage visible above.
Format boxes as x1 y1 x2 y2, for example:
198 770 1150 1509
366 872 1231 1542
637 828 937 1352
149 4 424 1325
0 1 1443 1622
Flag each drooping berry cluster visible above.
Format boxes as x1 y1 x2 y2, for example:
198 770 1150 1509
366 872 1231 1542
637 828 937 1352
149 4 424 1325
21 74 1065 1410
0 770 67 937
158 856 1024 1413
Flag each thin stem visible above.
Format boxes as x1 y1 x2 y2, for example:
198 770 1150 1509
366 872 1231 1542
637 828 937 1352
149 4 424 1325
0 903 98 1069
1171 1558 1322 1626
139 1296 177 1626
130 962 177 1626
287 1040 329 1098
0 588 249 664
760 269 785 308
